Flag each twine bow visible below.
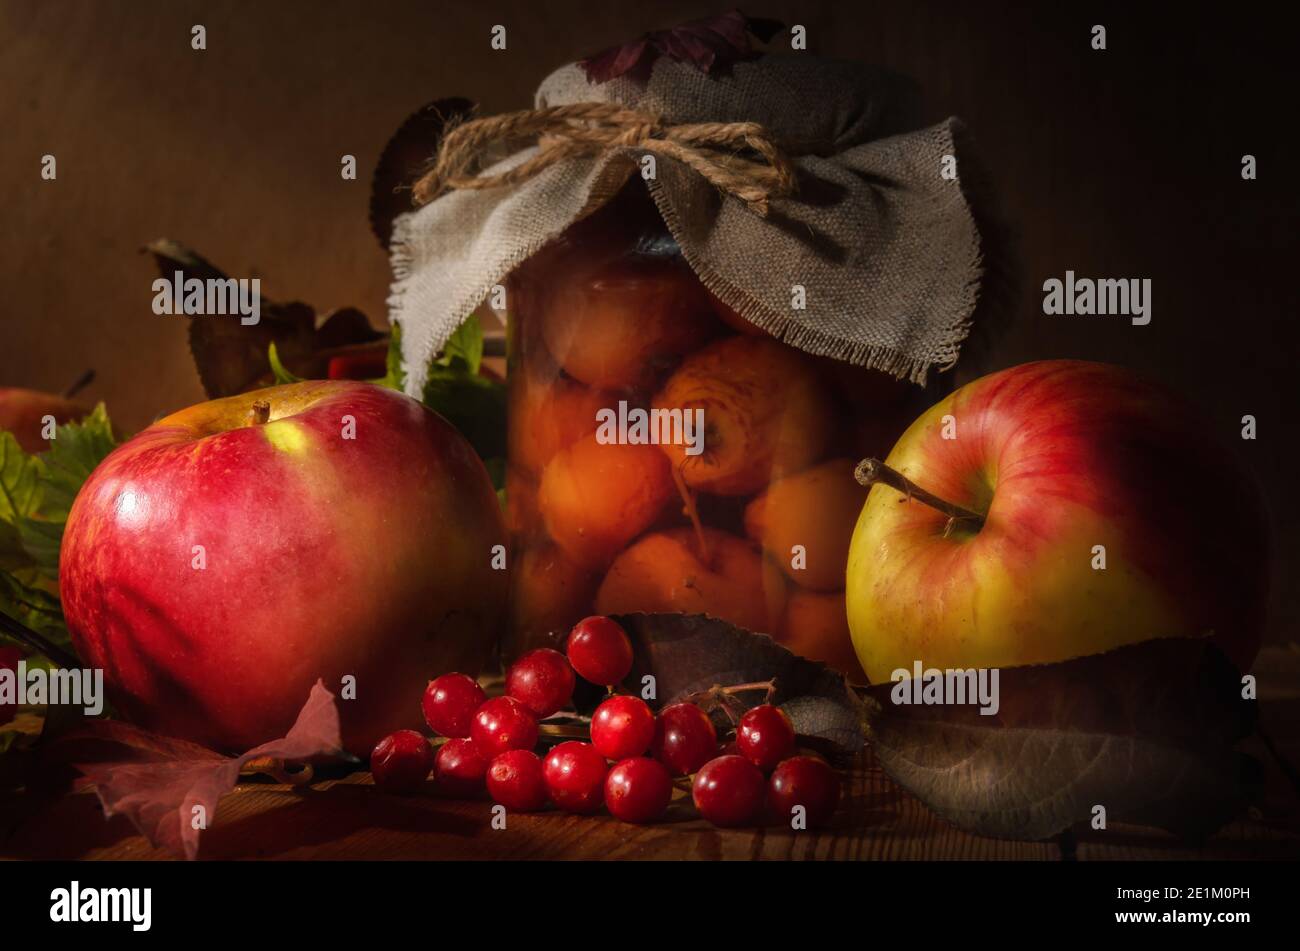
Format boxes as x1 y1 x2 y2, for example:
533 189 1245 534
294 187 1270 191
412 102 796 216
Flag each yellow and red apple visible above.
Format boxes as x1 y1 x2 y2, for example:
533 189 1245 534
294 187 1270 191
60 380 507 754
847 360 1269 680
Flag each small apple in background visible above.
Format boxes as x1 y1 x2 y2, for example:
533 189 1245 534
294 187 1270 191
0 377 92 452
60 380 507 754
847 360 1269 681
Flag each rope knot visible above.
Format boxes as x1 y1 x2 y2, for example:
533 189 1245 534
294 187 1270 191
613 121 657 148
412 102 795 216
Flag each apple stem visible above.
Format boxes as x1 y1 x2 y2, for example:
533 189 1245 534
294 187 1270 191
62 369 95 400
854 457 986 533
249 400 271 426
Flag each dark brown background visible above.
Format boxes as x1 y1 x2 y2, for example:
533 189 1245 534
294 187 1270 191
2 1 1295 641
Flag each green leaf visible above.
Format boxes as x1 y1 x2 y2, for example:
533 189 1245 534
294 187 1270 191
267 342 304 385
10 404 119 580
434 313 485 376
421 367 507 468
0 432 44 525
376 314 504 488
0 433 45 573
0 404 118 591
0 570 70 654
375 322 406 391
36 403 117 522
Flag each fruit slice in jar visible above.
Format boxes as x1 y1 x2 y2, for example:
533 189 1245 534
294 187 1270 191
538 434 675 568
781 588 866 682
507 542 598 657
653 337 834 496
507 369 612 475
743 457 867 592
594 527 785 635
539 255 718 390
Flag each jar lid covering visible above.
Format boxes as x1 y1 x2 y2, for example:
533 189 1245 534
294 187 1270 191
390 54 994 392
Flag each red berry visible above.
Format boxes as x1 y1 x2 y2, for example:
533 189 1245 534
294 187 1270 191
542 741 608 814
605 757 673 824
487 750 548 811
651 702 717 775
692 755 766 827
566 615 634 686
422 673 486 738
471 696 538 757
506 648 576 718
370 730 434 793
736 704 796 770
768 756 841 829
591 695 656 760
434 737 489 797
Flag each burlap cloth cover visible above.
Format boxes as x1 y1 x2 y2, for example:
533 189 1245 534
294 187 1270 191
388 54 986 394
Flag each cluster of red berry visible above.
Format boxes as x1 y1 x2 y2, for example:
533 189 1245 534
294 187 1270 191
370 616 841 828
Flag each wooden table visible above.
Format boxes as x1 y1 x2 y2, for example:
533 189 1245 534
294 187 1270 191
5 649 1299 862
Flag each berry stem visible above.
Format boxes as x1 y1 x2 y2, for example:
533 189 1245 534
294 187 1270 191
540 712 592 726
537 723 592 740
715 680 776 696
854 457 985 533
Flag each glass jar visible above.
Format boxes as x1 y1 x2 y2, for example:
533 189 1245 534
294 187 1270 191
502 183 928 681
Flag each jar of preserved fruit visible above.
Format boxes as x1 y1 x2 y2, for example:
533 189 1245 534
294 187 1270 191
389 50 993 681
502 184 931 680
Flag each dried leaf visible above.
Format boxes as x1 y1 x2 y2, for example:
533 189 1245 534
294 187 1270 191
55 680 345 859
581 10 783 84
864 638 1261 841
610 613 864 759
370 97 476 250
145 240 381 399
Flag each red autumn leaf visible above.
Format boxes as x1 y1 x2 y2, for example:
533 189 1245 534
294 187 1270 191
581 9 783 84
56 680 344 860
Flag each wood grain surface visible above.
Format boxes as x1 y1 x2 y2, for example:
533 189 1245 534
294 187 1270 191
3 744 1295 862
5 648 1298 862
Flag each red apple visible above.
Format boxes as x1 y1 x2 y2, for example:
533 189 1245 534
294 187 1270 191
0 387 87 452
847 360 1269 680
60 381 507 754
